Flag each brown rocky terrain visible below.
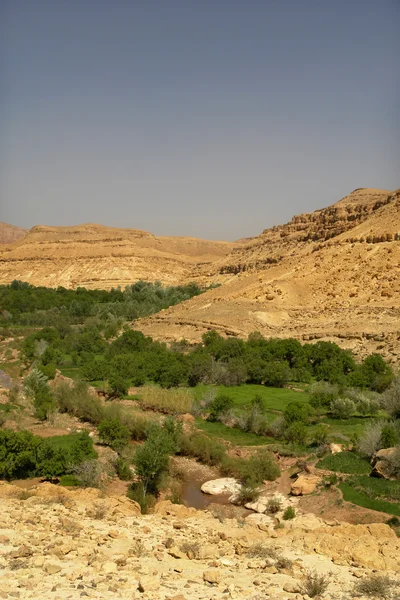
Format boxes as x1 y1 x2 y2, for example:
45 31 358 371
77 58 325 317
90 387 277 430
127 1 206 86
0 224 236 289
0 222 27 245
0 481 398 600
136 188 400 360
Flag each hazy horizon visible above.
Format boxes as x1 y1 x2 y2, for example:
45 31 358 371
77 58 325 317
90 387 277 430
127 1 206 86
1 1 399 241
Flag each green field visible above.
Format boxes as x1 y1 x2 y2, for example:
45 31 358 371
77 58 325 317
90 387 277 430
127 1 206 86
193 384 309 412
195 419 274 446
339 482 400 517
316 452 371 474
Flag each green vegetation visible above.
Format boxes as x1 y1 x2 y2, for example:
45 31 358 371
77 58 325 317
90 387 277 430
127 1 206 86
316 452 371 475
339 482 400 516
0 430 96 480
195 419 272 445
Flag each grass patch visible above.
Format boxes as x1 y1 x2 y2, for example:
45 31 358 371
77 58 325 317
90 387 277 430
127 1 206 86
193 384 309 412
195 419 273 446
46 433 87 452
346 475 400 502
136 386 193 414
316 452 371 474
339 483 400 517
59 474 80 486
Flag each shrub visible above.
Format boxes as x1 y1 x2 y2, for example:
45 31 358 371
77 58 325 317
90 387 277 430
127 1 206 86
266 497 282 514
246 542 278 559
380 422 399 449
33 384 57 421
358 420 385 457
180 432 226 466
284 401 313 425
127 482 156 514
38 362 57 380
133 427 171 497
207 394 234 422
285 422 308 445
98 418 130 450
108 375 129 397
302 570 330 598
309 381 339 410
69 460 103 488
354 574 394 598
235 485 260 505
312 424 329 446
382 376 400 419
239 450 280 486
330 397 355 419
115 457 132 480
283 506 296 520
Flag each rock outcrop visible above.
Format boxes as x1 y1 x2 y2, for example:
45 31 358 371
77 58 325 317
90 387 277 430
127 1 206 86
0 483 398 599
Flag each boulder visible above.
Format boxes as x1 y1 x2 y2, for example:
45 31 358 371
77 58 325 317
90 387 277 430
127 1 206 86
329 443 344 454
371 447 396 479
291 474 320 496
201 478 241 496
203 570 222 584
245 513 274 528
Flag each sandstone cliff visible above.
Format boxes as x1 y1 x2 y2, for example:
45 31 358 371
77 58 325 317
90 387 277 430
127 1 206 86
0 223 236 289
136 188 400 360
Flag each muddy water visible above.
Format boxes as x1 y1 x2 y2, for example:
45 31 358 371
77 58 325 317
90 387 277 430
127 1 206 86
181 480 232 510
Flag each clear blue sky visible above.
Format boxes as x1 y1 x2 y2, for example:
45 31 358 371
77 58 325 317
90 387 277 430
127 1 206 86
1 0 399 240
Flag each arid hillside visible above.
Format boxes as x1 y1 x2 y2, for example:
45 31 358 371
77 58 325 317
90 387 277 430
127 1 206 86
0 223 236 289
0 221 27 244
136 188 400 360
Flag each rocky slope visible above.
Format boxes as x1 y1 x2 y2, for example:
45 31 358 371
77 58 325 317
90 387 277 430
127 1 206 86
0 224 236 289
136 188 400 360
0 222 27 245
0 481 398 600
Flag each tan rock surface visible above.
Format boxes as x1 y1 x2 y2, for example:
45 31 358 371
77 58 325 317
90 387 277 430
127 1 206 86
0 221 27 245
0 481 398 599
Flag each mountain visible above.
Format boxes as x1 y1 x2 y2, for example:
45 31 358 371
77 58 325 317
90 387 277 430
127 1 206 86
0 222 27 244
135 188 400 360
0 223 236 289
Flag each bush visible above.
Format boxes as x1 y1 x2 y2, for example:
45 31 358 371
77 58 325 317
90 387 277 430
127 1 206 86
98 418 131 450
284 422 308 445
358 420 385 458
207 394 234 422
238 450 280 486
302 570 330 598
354 574 394 598
382 376 400 419
235 485 260 505
115 457 132 480
70 459 103 488
133 426 172 497
38 362 57 380
330 397 355 419
266 497 282 514
33 384 57 421
108 375 129 397
380 422 399 449
309 382 339 410
127 482 156 514
312 424 330 446
387 445 400 478
180 433 226 466
284 401 313 425
283 506 296 520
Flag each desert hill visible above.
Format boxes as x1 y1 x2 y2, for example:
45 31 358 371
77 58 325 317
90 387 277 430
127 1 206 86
0 221 27 244
0 223 236 289
136 188 400 360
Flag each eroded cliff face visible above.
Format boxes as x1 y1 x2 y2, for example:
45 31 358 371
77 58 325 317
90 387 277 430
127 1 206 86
136 189 400 360
0 223 236 289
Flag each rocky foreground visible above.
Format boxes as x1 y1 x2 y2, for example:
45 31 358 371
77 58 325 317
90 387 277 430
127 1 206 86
0 482 399 600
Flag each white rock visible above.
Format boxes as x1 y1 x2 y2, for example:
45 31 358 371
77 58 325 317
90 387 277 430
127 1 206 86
245 513 274 527
201 478 241 496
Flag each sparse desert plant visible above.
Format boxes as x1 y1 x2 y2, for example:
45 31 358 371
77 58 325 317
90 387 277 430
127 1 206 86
302 570 330 598
275 555 293 570
266 496 282 514
87 502 107 519
382 376 400 419
354 574 394 598
282 506 296 520
70 459 103 488
129 539 146 557
247 542 278 559
180 541 200 557
235 484 260 505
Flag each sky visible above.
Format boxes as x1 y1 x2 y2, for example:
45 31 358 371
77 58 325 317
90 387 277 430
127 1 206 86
0 1 399 240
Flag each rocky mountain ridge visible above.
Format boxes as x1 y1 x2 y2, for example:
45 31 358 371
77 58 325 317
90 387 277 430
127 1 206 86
0 222 27 245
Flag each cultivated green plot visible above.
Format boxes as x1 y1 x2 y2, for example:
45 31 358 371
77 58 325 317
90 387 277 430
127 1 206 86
195 419 274 446
193 384 309 412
